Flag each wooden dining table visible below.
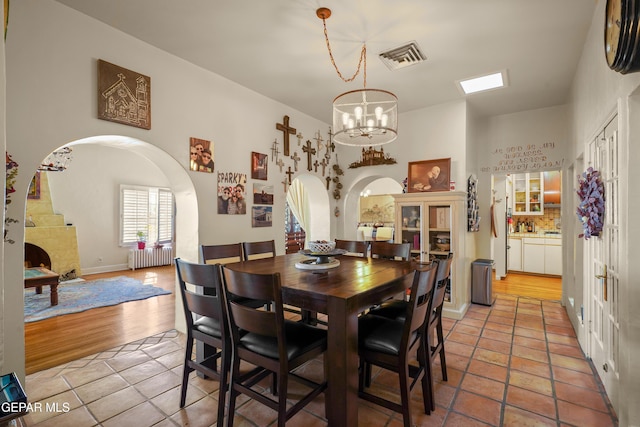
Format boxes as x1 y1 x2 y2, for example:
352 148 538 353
223 253 414 426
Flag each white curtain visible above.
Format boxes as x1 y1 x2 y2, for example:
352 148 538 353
286 179 310 247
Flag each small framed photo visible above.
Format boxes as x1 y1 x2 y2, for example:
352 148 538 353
251 152 268 180
253 183 274 205
252 206 272 227
408 158 451 192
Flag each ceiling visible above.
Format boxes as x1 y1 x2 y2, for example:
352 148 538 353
54 0 598 123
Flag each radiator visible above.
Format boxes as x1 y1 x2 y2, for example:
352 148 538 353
128 247 174 270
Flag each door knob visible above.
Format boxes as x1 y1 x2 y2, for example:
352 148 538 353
595 265 608 301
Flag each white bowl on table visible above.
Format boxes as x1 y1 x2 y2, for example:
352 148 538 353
308 241 336 254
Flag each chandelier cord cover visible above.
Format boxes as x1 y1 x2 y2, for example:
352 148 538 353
316 7 398 147
318 8 367 86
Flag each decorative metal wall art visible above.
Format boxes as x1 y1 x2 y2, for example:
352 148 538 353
98 59 151 130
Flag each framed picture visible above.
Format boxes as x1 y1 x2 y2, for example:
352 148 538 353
408 158 451 192
253 182 274 205
252 206 272 227
27 172 40 199
189 137 214 173
251 152 268 180
97 59 151 130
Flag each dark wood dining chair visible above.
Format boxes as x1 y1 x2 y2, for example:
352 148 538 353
426 253 453 410
200 243 244 264
335 239 369 257
221 266 328 427
366 253 453 411
201 243 271 310
242 239 276 260
175 258 229 426
370 241 411 261
357 264 438 426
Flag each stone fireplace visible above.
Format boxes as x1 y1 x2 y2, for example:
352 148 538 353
25 172 81 277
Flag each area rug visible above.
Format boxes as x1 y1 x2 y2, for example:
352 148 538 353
24 276 172 323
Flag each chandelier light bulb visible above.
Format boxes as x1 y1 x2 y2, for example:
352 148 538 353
342 112 350 127
375 106 383 121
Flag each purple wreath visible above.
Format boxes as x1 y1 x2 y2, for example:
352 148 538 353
576 167 605 239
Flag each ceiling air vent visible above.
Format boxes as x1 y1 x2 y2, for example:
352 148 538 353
379 41 426 70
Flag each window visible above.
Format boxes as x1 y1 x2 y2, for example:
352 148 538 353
120 185 174 245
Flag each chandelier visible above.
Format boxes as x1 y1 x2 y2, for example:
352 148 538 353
316 7 398 146
38 147 73 172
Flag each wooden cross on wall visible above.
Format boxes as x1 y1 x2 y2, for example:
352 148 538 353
276 115 296 156
314 130 324 151
285 166 294 184
276 158 285 172
320 158 328 176
302 140 316 171
313 159 319 172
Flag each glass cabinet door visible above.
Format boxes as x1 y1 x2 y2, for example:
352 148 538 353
513 174 527 214
399 204 423 261
512 172 544 215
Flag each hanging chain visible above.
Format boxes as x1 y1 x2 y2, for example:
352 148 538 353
321 16 367 88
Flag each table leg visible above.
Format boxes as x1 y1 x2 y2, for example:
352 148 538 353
326 297 359 426
50 283 58 306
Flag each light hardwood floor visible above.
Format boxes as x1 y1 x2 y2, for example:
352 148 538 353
24 265 561 374
24 265 176 374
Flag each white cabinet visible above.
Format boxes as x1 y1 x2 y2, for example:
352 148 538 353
520 237 562 276
544 239 562 275
508 237 522 271
512 172 544 215
393 192 469 320
523 238 545 274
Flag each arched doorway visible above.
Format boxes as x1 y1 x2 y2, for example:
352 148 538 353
14 135 198 375
341 176 403 240
286 174 331 248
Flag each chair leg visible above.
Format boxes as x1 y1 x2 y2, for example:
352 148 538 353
180 339 193 408
417 339 433 414
398 363 412 427
277 372 287 427
436 321 447 382
226 356 242 427
217 347 230 427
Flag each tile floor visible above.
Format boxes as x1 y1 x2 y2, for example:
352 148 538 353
15 294 618 427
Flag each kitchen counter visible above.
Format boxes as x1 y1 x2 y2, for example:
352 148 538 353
509 232 561 239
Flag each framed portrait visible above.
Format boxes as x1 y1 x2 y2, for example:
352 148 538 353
27 172 40 199
407 158 451 192
189 137 214 173
251 152 268 180
217 172 247 215
97 59 151 130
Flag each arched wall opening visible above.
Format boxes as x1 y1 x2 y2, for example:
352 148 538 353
19 135 197 342
288 174 331 244
341 176 403 240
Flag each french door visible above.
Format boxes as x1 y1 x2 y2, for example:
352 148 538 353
585 115 619 408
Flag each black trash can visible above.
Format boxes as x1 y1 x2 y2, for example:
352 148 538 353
471 259 494 305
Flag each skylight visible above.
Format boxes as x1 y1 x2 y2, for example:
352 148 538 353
457 71 506 95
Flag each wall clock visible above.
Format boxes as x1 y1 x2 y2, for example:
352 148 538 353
605 0 640 73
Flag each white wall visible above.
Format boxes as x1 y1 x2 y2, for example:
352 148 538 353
47 144 171 273
568 2 640 425
2 0 330 378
